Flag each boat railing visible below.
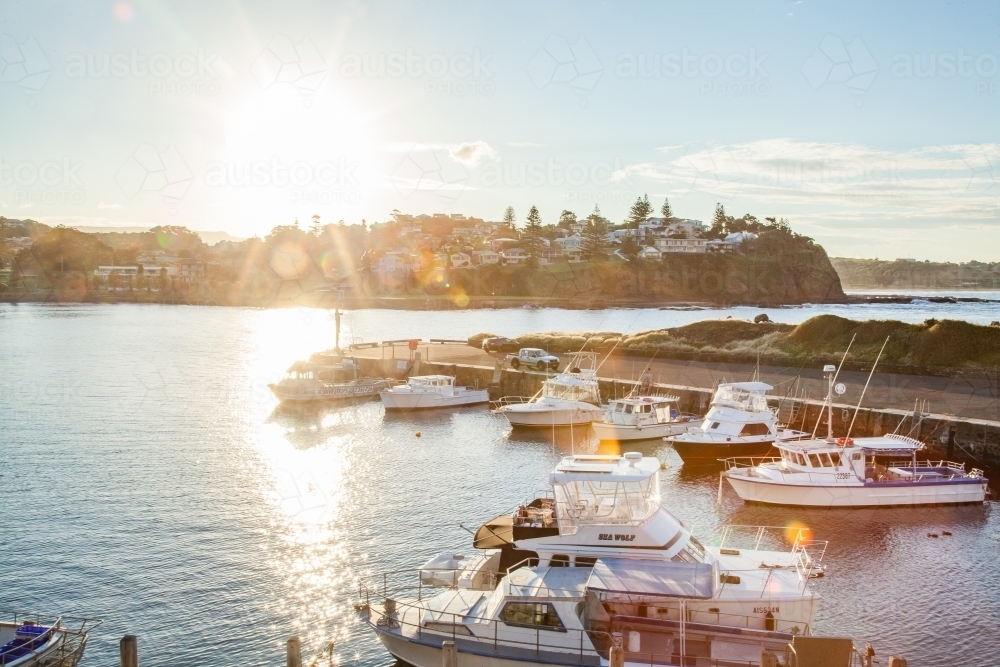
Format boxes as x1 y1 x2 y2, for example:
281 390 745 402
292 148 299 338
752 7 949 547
720 456 782 471
357 576 825 666
491 396 535 408
715 525 828 562
0 613 102 667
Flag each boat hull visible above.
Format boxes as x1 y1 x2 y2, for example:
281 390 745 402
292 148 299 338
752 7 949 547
669 439 776 462
726 474 988 507
380 390 490 411
499 405 604 427
372 625 594 667
592 421 690 442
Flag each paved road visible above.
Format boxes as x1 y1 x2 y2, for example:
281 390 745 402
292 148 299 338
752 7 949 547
353 343 999 422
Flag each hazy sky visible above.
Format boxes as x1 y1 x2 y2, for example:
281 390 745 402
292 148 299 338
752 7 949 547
1 0 998 260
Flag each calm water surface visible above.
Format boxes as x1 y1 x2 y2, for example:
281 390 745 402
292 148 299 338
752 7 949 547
2 303 999 667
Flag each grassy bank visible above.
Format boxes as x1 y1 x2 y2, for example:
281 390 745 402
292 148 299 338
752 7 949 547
470 315 1000 375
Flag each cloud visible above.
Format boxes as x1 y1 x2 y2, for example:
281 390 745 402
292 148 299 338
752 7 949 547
626 139 999 220
448 141 497 167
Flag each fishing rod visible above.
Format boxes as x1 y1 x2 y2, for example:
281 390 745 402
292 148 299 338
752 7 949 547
812 333 856 438
844 336 890 441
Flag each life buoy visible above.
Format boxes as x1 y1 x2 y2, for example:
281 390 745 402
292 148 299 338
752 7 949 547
837 437 854 446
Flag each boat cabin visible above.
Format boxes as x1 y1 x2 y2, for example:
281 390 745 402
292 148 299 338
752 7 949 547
405 375 457 394
711 382 772 413
541 375 601 404
606 396 680 423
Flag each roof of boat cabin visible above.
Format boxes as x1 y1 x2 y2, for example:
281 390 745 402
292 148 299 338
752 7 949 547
610 395 680 404
550 454 660 482
716 381 773 392
778 434 925 453
504 565 591 599
408 375 455 382
588 558 716 599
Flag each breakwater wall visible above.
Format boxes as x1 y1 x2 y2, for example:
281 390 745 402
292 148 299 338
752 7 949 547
354 356 1000 473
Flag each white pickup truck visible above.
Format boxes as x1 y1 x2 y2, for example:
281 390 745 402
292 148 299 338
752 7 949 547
508 348 560 371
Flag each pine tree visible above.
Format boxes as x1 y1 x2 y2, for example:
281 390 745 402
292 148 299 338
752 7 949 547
580 207 609 262
523 205 543 266
502 206 516 228
709 203 729 238
310 214 323 236
660 197 673 220
625 194 653 228
557 209 577 228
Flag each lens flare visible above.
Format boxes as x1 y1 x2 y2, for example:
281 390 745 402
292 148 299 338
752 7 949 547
784 520 812 544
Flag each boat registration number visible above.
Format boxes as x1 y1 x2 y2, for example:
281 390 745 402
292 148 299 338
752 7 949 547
753 607 779 614
836 473 851 479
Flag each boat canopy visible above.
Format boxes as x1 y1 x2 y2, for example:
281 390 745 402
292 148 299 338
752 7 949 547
587 558 716 599
780 434 925 455
548 454 659 484
718 382 772 392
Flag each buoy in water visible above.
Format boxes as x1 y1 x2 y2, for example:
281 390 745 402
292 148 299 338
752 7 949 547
415 431 421 437
927 533 939 538
942 530 952 536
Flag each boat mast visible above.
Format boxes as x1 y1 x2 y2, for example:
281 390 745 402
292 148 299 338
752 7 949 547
824 364 835 443
334 306 342 354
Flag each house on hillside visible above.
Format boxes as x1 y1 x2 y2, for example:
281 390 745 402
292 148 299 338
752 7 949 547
500 248 527 265
374 252 410 273
539 248 562 264
472 250 500 265
637 246 662 260
490 237 520 252
654 238 707 253
450 252 472 269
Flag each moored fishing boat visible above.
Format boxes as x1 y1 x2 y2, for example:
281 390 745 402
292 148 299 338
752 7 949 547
666 382 807 462
357 453 828 667
0 614 101 667
380 375 489 411
493 353 604 427
722 365 989 507
592 395 698 442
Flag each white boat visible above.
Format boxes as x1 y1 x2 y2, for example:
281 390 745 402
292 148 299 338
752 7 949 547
358 453 829 667
592 395 698 442
723 367 989 507
0 615 101 667
494 353 604 427
666 382 807 462
380 375 489 411
269 361 393 403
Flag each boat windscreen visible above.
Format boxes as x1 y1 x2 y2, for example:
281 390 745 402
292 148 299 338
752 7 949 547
587 558 716 599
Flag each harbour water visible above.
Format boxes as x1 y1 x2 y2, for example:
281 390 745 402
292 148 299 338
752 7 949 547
2 301 1000 667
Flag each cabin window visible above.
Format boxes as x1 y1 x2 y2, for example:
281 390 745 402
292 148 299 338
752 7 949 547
624 405 634 414
614 404 624 413
501 603 565 630
851 452 862 461
710 422 720 430
808 454 822 468
821 453 835 467
550 554 570 568
829 452 842 467
795 453 806 466
738 423 770 437
639 404 651 413
574 556 597 568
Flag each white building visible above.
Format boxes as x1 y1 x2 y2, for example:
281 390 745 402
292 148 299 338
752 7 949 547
554 234 581 251
374 252 410 273
654 238 708 253
472 250 500 265
450 252 472 269
637 246 663 260
500 248 527 265
490 237 520 252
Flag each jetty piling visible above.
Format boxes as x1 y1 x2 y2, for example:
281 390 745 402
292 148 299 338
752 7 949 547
119 635 137 667
286 636 302 667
